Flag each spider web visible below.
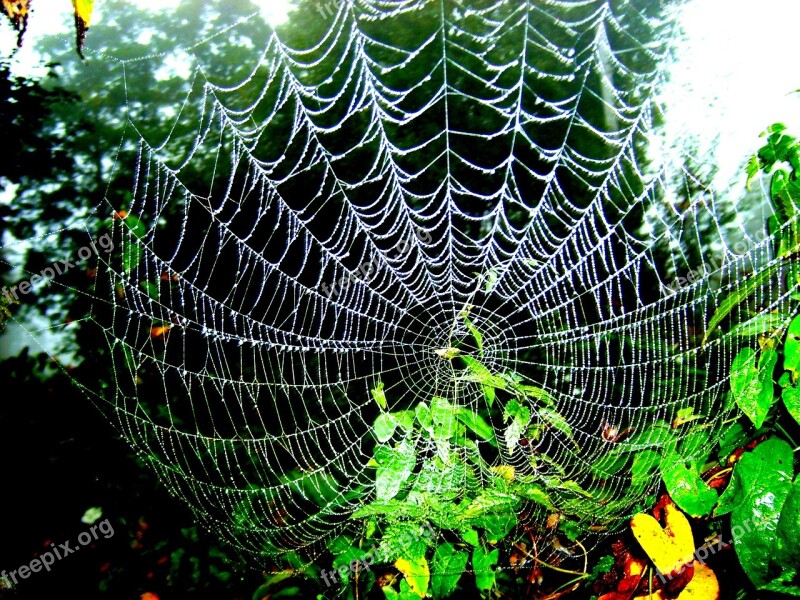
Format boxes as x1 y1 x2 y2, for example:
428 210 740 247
66 0 785 564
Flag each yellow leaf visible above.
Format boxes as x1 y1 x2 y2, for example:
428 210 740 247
72 0 93 27
395 556 430 598
434 347 461 359
490 465 515 482
2 0 30 47
631 505 694 575
634 562 719 600
677 561 719 599
71 0 93 57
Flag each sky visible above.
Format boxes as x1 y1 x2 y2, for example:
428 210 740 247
660 0 800 191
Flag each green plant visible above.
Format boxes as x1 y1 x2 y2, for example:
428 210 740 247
313 305 597 599
658 124 800 596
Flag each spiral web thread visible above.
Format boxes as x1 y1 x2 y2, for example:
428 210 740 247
69 0 787 565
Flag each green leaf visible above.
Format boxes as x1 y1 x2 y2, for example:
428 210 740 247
122 241 143 274
415 402 434 436
478 511 516 544
783 383 800 427
785 314 800 381
269 588 301 598
333 547 369 583
458 356 504 406
463 317 483 357
458 356 505 387
619 421 672 451
538 407 573 439
455 408 495 443
375 440 416 501
517 485 555 510
715 438 794 588
121 214 147 238
431 543 467 598
431 396 457 440
472 547 499 592
660 450 717 517
373 413 398 443
352 500 427 521
393 410 415 432
704 263 782 343
394 555 429 598
730 347 773 428
482 384 496 407
371 381 387 409
503 399 530 454
590 450 629 478
746 154 761 189
587 554 615 585
770 476 800 587
631 449 660 490
461 529 479 547
516 383 555 405
728 312 787 338
459 489 519 521
327 535 354 554
140 281 159 299
383 579 422 600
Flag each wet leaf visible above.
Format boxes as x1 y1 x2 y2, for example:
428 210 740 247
375 440 416 501
461 529 479 547
785 314 800 381
472 546 498 592
704 264 781 343
715 438 794 588
660 451 717 517
431 543 467 598
455 408 494 443
782 383 800 427
371 381 387 409
373 413 397 443
730 347 775 428
395 555 429 598
770 476 800 587
674 562 720 600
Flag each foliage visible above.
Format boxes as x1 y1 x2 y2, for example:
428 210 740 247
305 125 800 599
620 125 800 599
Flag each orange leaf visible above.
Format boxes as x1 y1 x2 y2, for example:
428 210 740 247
150 325 171 339
71 0 93 58
1 0 30 47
